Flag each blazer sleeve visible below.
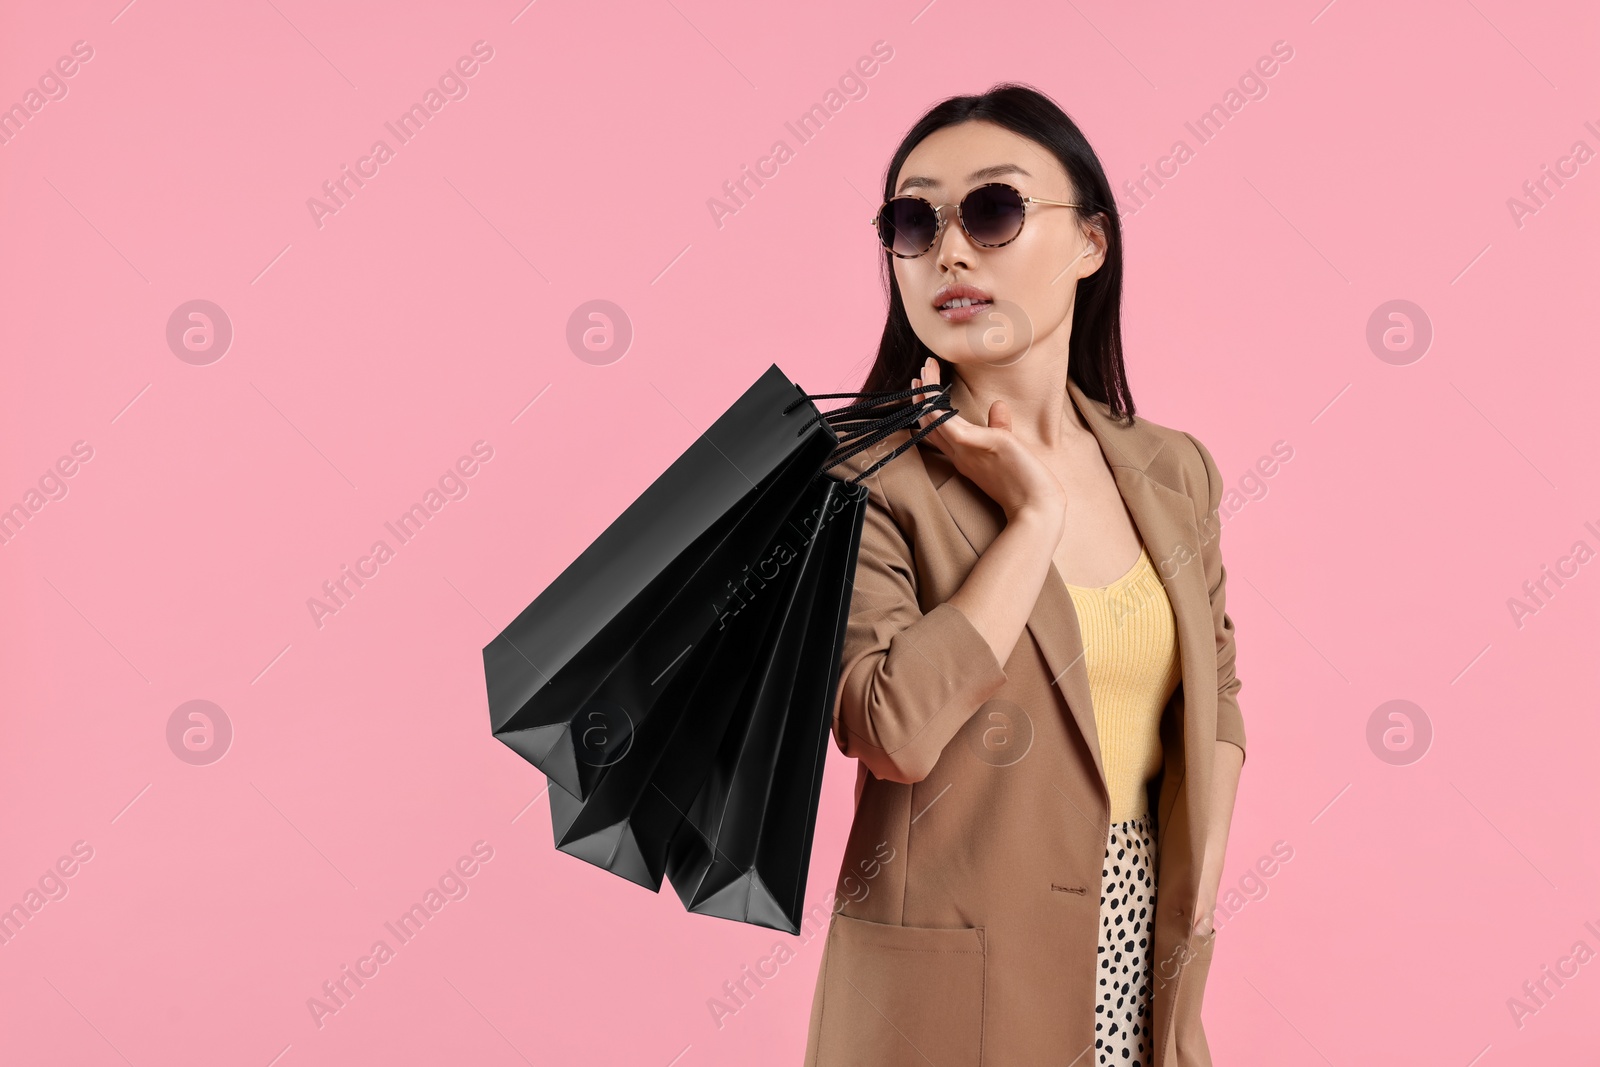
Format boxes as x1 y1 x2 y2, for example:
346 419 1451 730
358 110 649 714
831 472 1009 785
1185 431 1246 763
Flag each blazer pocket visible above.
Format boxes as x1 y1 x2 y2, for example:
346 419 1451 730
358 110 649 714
815 912 987 1067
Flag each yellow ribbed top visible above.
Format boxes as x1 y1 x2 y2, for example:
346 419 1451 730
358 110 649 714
1063 544 1181 822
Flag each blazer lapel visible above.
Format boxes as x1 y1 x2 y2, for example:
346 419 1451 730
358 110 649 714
931 375 1209 824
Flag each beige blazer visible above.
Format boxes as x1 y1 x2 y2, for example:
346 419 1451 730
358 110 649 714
803 375 1245 1066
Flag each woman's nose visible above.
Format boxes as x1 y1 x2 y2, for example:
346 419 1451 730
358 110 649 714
934 210 979 269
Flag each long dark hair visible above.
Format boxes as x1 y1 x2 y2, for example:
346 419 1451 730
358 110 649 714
857 82 1134 423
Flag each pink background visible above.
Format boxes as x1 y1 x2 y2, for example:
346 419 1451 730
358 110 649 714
3 0 1598 1063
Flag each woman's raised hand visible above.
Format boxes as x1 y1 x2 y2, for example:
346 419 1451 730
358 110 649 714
911 356 1068 527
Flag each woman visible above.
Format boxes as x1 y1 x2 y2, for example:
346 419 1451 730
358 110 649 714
802 84 1246 1067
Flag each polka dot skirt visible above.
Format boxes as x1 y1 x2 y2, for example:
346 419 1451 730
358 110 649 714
1095 810 1156 1066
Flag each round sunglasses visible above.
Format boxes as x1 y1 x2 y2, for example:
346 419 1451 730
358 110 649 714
870 181 1082 258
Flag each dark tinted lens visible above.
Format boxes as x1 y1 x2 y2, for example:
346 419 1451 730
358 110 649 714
879 197 938 256
961 184 1026 246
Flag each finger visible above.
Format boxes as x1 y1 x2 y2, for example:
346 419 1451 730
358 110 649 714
915 362 954 455
988 399 1011 432
924 400 963 454
918 359 943 431
919 385 954 454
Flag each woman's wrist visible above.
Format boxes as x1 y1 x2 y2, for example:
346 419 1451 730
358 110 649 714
1003 501 1065 543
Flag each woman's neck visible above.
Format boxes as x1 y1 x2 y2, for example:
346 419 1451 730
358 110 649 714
948 362 1092 452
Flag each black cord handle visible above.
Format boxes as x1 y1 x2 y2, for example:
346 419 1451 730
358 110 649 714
785 382 958 484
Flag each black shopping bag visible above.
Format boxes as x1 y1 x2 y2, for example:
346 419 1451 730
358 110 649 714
484 365 836 803
483 362 955 929
664 473 868 933
542 461 848 893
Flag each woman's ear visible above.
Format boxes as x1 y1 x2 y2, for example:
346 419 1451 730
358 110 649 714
1080 215 1109 274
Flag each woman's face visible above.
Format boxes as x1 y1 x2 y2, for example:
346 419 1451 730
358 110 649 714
889 120 1102 369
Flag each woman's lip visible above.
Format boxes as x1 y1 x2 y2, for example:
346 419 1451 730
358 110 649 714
937 300 992 323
